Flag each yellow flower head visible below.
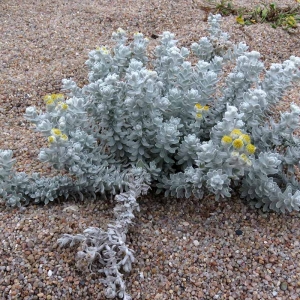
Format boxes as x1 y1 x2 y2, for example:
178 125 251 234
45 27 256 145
240 153 252 166
46 99 54 106
221 135 233 145
60 134 68 141
196 113 203 119
43 93 64 103
56 102 69 110
194 103 209 111
236 15 245 25
230 129 242 136
240 153 248 160
97 46 109 54
51 128 62 136
61 103 68 110
240 134 251 144
230 129 242 139
286 16 297 28
52 93 64 100
48 136 56 144
43 95 52 103
246 144 256 154
195 103 203 110
232 138 244 149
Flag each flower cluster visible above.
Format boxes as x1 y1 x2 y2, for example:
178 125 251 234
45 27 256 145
43 93 68 112
48 128 68 145
43 93 64 106
194 103 209 119
221 128 256 165
96 46 110 55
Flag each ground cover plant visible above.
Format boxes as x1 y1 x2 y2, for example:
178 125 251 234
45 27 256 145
204 0 300 30
0 14 300 299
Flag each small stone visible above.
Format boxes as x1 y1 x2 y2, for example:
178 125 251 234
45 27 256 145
47 270 53 277
235 229 243 236
193 240 200 246
280 281 288 291
79 280 85 286
194 280 202 287
182 222 189 226
27 254 35 263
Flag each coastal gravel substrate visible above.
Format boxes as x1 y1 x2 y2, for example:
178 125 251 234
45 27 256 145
0 0 300 299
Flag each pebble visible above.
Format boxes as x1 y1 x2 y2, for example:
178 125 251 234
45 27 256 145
280 281 288 291
193 240 200 246
235 229 243 236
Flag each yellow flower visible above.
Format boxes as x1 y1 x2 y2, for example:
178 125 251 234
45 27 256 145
43 93 64 103
236 15 245 25
60 134 68 141
232 139 244 149
97 46 109 54
230 129 242 136
52 93 64 100
230 129 242 139
60 103 68 110
285 16 297 28
196 113 203 119
195 103 203 110
240 154 252 166
246 144 256 154
240 153 247 160
43 94 52 102
195 103 209 111
221 135 233 145
48 136 56 143
46 99 54 106
240 134 251 144
51 128 62 136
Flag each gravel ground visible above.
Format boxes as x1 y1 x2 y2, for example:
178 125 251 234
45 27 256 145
0 0 300 299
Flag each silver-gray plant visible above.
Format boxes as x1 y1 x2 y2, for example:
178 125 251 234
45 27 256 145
1 14 300 299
